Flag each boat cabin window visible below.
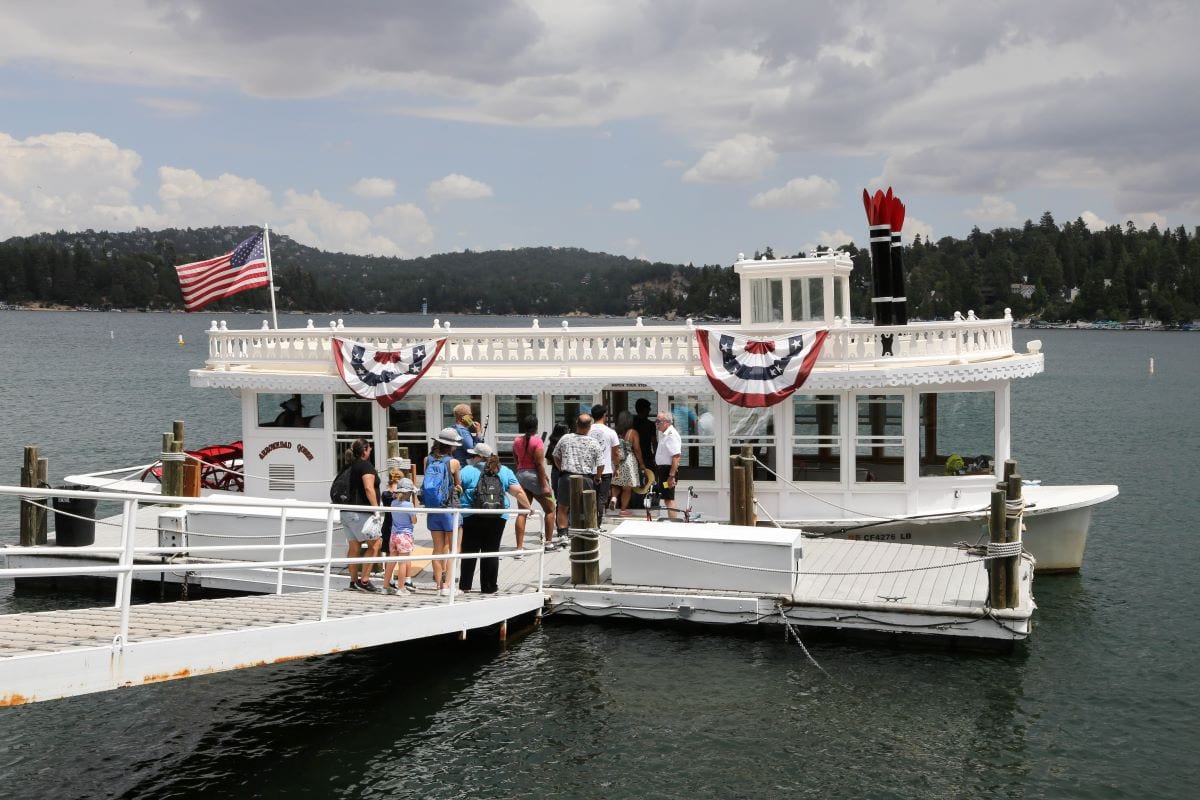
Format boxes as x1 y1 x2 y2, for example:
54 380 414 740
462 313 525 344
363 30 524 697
440 396 481 431
496 395 537 460
792 394 840 481
790 277 825 323
728 406 776 481
552 394 595 431
257 393 323 428
387 399 429 476
749 278 784 324
919 392 995 477
334 396 373 470
855 394 904 483
669 394 716 480
833 279 847 319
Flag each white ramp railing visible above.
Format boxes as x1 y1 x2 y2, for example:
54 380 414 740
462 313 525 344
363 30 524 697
0 485 544 652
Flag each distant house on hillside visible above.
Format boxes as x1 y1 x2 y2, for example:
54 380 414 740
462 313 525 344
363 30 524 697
1010 283 1035 299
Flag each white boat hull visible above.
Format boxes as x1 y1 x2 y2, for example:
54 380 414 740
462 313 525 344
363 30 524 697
798 484 1117 572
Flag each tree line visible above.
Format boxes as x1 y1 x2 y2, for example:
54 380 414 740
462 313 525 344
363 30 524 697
1 214 1197 323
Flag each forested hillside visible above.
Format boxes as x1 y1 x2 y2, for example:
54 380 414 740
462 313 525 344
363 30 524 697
1 213 1198 323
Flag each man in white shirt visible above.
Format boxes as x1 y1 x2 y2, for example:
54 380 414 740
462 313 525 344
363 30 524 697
654 412 682 520
588 404 621 524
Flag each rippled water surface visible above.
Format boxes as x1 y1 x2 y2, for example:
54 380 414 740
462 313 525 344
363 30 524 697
1 312 1197 799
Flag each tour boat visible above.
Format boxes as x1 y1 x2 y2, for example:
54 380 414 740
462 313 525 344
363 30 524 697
68 250 1117 572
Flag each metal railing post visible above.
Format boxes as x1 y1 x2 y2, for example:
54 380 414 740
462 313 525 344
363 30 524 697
321 507 335 621
115 498 138 649
447 509 462 605
275 507 288 595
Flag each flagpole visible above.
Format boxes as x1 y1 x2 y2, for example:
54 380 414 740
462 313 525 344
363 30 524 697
264 222 279 330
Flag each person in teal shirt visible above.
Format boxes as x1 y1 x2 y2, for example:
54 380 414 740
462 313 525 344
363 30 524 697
458 442 529 594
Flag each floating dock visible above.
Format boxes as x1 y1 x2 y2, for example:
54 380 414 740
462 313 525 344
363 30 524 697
2 490 1033 705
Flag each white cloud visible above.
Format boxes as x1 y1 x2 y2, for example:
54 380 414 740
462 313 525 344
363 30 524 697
158 167 275 226
683 134 776 184
350 177 396 199
817 229 855 249
428 173 494 207
373 203 434 254
904 216 934 245
1080 210 1108 231
0 131 160 234
622 237 641 250
1126 211 1167 231
750 176 839 210
0 130 436 256
612 198 640 212
964 194 1019 225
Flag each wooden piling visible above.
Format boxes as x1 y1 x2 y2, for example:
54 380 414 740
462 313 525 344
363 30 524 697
988 488 1006 608
160 432 175 499
1004 470 1023 608
739 445 757 527
182 460 201 497
729 456 747 526
19 446 37 546
173 420 185 450
568 475 587 529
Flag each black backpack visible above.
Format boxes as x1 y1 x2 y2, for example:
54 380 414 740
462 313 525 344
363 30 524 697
330 466 352 505
472 471 505 510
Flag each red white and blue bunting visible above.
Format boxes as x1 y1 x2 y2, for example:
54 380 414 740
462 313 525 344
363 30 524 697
694 327 828 408
332 336 446 407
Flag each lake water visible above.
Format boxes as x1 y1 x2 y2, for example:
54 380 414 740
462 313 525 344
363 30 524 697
1 311 1197 799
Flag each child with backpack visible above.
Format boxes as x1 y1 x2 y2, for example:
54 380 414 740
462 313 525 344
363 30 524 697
423 428 462 596
384 476 418 594
457 442 529 594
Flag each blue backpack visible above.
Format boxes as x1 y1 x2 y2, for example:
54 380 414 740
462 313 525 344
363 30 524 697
421 456 452 508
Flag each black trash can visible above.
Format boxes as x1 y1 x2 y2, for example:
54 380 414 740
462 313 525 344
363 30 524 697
52 495 98 547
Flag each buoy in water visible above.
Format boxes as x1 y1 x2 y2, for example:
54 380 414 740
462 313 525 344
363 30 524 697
177 334 185 346
1149 356 1155 374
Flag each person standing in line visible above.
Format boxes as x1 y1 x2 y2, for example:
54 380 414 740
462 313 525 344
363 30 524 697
552 413 603 540
384 477 418 594
632 397 657 474
611 411 642 516
451 403 479 466
423 428 462 596
458 443 529 594
513 415 556 552
588 404 621 525
654 412 682 520
545 422 569 506
342 438 383 592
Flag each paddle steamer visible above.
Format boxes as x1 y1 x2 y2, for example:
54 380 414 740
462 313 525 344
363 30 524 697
68 249 1115 572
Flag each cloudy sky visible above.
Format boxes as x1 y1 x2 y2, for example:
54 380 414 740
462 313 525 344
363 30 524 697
1 1 1196 265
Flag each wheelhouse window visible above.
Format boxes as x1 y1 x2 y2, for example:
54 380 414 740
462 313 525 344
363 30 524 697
855 394 904 483
256 393 323 428
496 395 537 460
669 394 715 480
792 394 840 481
729 406 776 481
919 392 996 477
790 277 825 322
749 278 784 324
387 398 428 476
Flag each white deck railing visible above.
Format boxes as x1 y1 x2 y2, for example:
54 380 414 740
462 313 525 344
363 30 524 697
204 313 1015 371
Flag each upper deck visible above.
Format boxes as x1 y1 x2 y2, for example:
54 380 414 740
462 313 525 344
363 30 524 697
193 252 1043 393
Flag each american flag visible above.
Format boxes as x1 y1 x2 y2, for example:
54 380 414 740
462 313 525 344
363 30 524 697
175 231 270 312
